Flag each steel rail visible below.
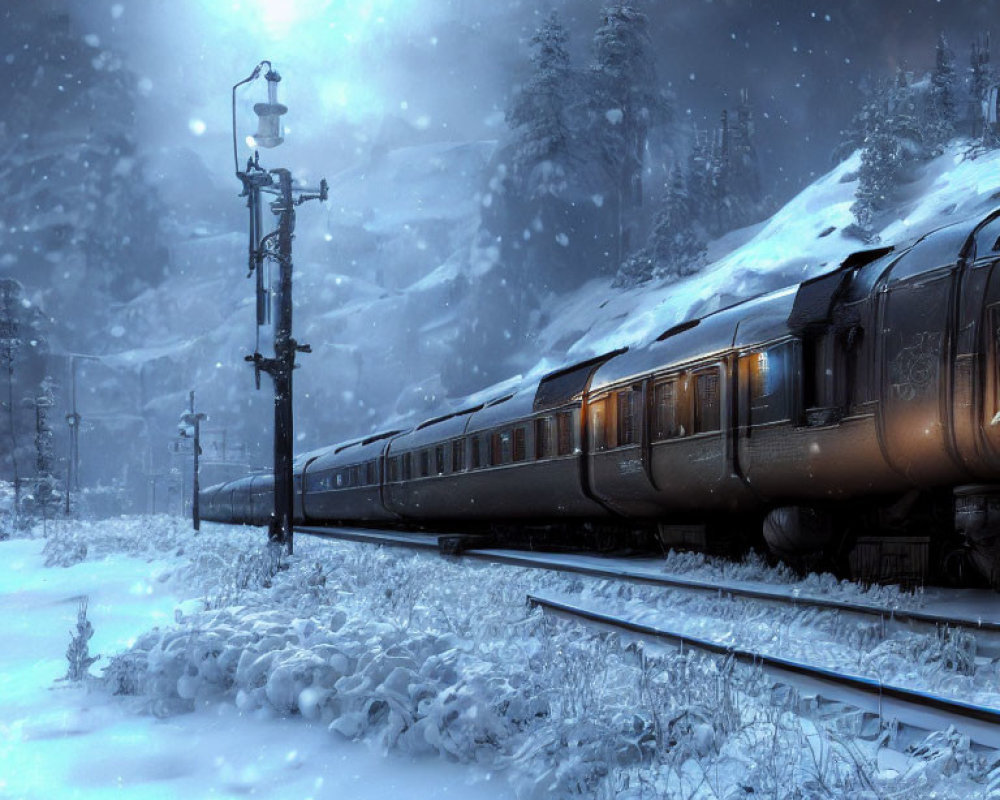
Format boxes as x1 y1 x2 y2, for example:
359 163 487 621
295 525 1000 635
527 593 1000 750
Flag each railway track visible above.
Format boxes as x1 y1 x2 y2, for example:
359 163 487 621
295 523 1000 747
527 593 1000 750
296 524 1000 639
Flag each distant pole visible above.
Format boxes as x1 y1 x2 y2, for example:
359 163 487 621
64 356 81 515
180 390 206 531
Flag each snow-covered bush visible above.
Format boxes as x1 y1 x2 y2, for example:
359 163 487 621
63 598 100 682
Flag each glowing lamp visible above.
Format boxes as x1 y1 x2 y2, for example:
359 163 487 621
251 69 287 148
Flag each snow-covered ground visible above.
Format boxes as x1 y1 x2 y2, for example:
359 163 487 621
4 516 1000 798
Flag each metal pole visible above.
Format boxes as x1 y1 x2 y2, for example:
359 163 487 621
270 168 296 554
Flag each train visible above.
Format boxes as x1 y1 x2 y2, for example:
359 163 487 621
202 208 1000 587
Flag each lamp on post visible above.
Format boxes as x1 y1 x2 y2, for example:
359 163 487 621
232 61 327 555
179 390 206 531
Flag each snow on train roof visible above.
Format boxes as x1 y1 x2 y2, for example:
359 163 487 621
590 286 797 391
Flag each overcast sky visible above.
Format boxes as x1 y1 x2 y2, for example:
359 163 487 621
31 0 1000 204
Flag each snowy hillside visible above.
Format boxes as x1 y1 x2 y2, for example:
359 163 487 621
530 144 1000 374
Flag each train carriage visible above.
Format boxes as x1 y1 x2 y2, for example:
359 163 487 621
201 208 1000 587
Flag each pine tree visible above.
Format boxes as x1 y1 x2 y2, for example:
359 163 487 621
26 376 60 522
613 167 705 287
0 281 22 523
929 33 958 147
506 11 574 185
969 33 993 139
0 11 168 326
590 3 669 264
851 96 901 239
650 167 706 279
63 598 100 682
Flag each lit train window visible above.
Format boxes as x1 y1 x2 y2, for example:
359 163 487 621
750 346 791 424
616 388 640 447
589 398 608 451
535 417 551 459
452 439 465 472
653 380 682 439
513 427 527 462
556 410 574 455
694 371 721 433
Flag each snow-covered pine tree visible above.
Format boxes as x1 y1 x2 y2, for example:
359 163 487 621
850 73 928 240
851 95 900 240
26 376 61 523
928 33 958 147
63 598 100 682
0 281 22 515
612 167 705 287
506 11 574 184
0 279 49 523
589 3 668 265
969 33 993 139
731 89 762 208
650 167 706 280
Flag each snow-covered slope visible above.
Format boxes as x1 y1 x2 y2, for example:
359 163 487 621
531 145 1000 374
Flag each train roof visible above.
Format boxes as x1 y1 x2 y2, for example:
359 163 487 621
466 387 537 433
309 430 403 469
388 407 481 451
590 211 1000 392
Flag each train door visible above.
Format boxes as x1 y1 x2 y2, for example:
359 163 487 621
970 215 1000 469
878 237 965 486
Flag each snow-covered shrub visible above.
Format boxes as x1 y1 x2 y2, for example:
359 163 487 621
63 598 100 682
43 534 88 567
205 544 285 609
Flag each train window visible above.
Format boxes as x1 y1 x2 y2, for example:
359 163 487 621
535 417 551 459
418 450 430 478
387 457 398 483
589 398 608 451
402 452 412 481
556 410 574 455
490 430 512 464
435 445 445 475
694 371 721 433
653 380 682 439
471 437 481 469
335 470 345 488
749 345 791 424
616 388 640 447
366 461 377 485
513 427 527 462
451 439 465 472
